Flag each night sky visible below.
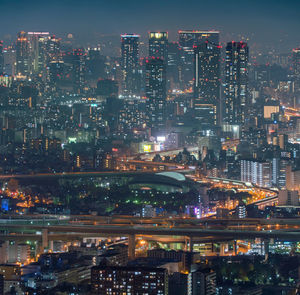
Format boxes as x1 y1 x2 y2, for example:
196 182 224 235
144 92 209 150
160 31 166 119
1 0 300 51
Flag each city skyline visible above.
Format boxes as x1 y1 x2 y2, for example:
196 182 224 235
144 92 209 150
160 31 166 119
0 0 300 52
0 1 300 294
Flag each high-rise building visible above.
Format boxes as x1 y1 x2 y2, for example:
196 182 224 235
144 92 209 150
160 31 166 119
178 30 219 87
167 42 180 89
187 266 216 295
241 159 271 188
16 31 30 76
63 49 86 93
0 274 3 295
27 32 50 75
149 32 168 62
91 264 168 294
121 34 140 98
194 41 221 127
45 35 61 66
278 190 299 206
145 57 166 133
224 42 249 126
292 48 300 93
0 41 3 74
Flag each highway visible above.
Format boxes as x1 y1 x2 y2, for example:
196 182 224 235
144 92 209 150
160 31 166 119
1 221 300 241
0 170 157 180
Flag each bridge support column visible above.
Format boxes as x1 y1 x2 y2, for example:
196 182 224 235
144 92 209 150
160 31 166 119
128 234 135 260
233 240 237 255
264 239 270 261
220 243 227 256
187 236 194 252
42 228 48 250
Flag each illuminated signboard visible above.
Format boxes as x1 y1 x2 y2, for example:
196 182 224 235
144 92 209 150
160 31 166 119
143 145 152 153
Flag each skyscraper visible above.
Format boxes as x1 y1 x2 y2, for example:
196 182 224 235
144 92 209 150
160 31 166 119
149 32 168 62
224 41 249 126
167 42 180 89
194 41 221 127
178 30 219 88
16 31 30 76
64 49 86 93
292 48 300 93
0 41 3 74
27 32 50 73
121 34 140 98
145 57 166 133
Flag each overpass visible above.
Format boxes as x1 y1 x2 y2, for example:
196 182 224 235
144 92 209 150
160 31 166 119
0 170 157 180
1 221 300 259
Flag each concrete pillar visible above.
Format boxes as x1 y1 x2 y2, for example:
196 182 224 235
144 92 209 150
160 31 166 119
128 234 135 260
42 228 48 249
264 239 269 260
220 243 226 256
188 236 194 252
49 240 54 252
233 240 237 255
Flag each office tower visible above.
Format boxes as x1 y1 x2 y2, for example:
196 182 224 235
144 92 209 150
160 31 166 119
97 79 118 98
49 60 64 90
3 46 16 76
224 41 249 126
27 32 50 75
91 264 168 294
167 42 180 89
16 31 30 76
178 30 219 87
0 41 3 74
0 274 3 295
121 34 140 98
145 57 166 133
194 41 221 127
64 49 86 93
278 190 299 206
46 35 61 62
292 48 300 93
86 48 106 85
187 266 216 295
240 159 271 188
149 32 168 61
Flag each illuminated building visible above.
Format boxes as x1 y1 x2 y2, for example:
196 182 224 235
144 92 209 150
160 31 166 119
0 41 3 74
286 166 300 192
46 35 61 61
224 42 249 126
0 274 3 295
278 190 299 206
16 31 30 76
263 100 280 120
118 100 147 131
27 32 50 76
149 32 168 62
145 57 166 133
167 42 180 88
178 30 219 87
121 34 140 97
236 203 246 218
49 60 64 90
91 264 168 294
292 48 300 93
241 159 271 188
187 266 216 295
3 46 16 76
63 49 86 93
194 41 220 127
